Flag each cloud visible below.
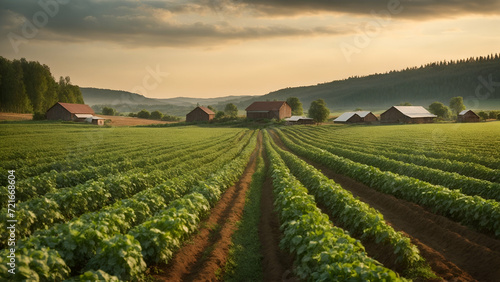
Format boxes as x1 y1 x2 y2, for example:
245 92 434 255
236 0 500 19
0 0 353 48
2 0 497 50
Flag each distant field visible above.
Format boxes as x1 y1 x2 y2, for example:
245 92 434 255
0 122 499 281
0 113 32 121
0 112 173 126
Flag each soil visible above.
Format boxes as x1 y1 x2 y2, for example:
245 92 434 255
0 112 176 126
151 132 262 281
258 148 299 282
0 112 32 121
269 129 500 282
94 115 174 126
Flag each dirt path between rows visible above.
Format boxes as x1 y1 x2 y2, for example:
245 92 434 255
259 148 298 282
151 132 262 281
270 130 500 282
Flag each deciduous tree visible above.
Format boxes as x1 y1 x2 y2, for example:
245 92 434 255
308 99 330 124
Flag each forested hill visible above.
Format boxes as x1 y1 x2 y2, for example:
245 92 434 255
237 54 500 111
0 57 83 114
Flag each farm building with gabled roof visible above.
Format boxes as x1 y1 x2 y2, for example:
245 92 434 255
245 101 292 120
457 110 480 123
186 106 215 122
46 102 95 121
380 106 436 124
334 111 378 124
285 116 314 125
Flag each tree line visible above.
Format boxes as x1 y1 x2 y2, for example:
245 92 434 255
254 53 500 111
0 57 83 114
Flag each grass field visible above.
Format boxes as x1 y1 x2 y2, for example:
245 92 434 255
0 121 499 281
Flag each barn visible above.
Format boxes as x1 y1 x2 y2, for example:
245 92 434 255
245 101 292 120
285 116 314 125
46 102 95 122
46 102 105 125
186 106 215 122
457 110 480 122
334 111 378 124
380 106 436 124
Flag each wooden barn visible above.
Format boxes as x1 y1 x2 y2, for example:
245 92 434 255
457 110 480 122
285 116 314 125
380 106 436 124
245 101 292 120
334 111 378 124
186 106 215 122
46 102 95 121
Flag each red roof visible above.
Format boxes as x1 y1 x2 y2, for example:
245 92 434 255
53 102 94 114
197 106 215 115
245 101 289 111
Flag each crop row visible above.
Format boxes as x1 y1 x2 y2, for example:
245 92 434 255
1 131 244 203
284 129 500 202
263 132 402 281
267 131 423 272
275 129 500 238
0 138 165 180
0 131 253 248
295 125 500 170
0 127 245 185
0 131 258 280
288 127 499 183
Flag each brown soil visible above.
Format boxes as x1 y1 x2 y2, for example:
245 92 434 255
151 131 262 282
0 112 32 121
269 130 500 282
258 148 299 282
94 115 175 126
0 112 176 126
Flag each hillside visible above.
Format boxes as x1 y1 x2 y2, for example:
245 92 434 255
80 87 255 116
243 55 500 112
81 54 500 115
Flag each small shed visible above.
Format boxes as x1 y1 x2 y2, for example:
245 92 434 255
285 116 314 125
380 106 436 124
457 110 480 122
186 106 215 122
245 101 292 120
86 116 106 125
46 102 95 121
334 111 378 124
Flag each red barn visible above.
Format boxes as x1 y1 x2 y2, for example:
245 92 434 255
245 101 292 120
380 106 436 124
46 102 95 121
186 106 215 122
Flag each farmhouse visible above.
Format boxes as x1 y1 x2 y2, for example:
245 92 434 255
186 106 215 122
457 110 480 122
46 102 103 125
285 116 314 125
380 106 436 124
334 111 378 124
245 101 292 120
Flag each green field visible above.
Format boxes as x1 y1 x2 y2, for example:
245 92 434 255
1 121 499 281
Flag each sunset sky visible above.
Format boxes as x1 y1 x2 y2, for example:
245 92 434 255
1 0 499 98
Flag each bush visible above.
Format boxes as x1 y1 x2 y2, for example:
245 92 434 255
150 110 163 120
102 107 116 116
32 112 46 120
489 111 500 119
137 110 150 119
161 115 180 121
478 111 489 120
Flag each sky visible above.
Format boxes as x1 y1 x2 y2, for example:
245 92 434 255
0 0 499 99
